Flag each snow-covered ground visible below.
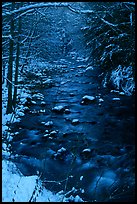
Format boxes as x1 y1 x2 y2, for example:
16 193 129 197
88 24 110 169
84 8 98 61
2 160 65 202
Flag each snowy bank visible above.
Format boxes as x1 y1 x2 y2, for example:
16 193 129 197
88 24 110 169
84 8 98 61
2 160 65 202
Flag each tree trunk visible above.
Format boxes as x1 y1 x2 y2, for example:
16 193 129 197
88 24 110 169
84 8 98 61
13 3 22 108
6 2 15 114
2 62 6 84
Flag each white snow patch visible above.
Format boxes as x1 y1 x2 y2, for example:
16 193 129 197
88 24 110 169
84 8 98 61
82 148 91 153
82 95 95 101
98 98 104 102
85 66 94 71
112 97 120 101
119 91 125 95
41 101 46 105
80 176 83 181
31 100 36 104
71 119 79 124
45 121 53 127
52 105 64 111
57 147 66 153
18 112 25 117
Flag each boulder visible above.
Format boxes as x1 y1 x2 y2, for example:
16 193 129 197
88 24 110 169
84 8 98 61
81 95 96 105
71 119 80 125
80 148 96 159
41 101 46 106
52 105 65 113
69 93 75 97
54 147 67 160
64 109 71 114
50 130 58 137
44 121 53 127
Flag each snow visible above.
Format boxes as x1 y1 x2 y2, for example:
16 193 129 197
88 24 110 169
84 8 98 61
18 111 25 117
110 65 135 96
80 176 83 181
119 91 124 95
81 26 91 30
43 79 53 84
33 93 44 99
82 148 91 153
57 147 66 153
85 66 94 71
2 160 67 202
31 100 36 104
2 160 37 202
73 195 84 202
82 95 95 101
45 121 53 127
71 119 79 125
43 134 49 137
52 105 64 111
112 97 120 101
41 101 46 105
98 98 104 103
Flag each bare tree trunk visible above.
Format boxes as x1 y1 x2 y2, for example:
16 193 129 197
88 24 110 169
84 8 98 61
13 3 22 108
6 2 15 114
2 61 6 84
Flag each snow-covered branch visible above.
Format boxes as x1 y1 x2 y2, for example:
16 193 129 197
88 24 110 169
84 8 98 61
3 76 19 87
14 9 35 20
2 2 95 17
100 18 118 27
2 3 12 8
2 3 69 17
123 2 135 6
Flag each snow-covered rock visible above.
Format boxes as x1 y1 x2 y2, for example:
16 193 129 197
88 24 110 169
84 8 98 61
41 101 46 105
81 95 96 105
119 91 125 95
43 134 50 138
80 148 96 159
57 147 66 153
52 105 65 113
82 95 95 101
50 130 58 137
98 98 104 103
31 101 36 104
41 121 45 125
112 97 120 101
64 109 71 114
66 194 84 202
69 93 75 97
54 147 67 160
45 121 53 127
71 119 80 125
82 148 91 153
80 176 84 181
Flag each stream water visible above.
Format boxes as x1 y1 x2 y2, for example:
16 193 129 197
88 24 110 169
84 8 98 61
9 54 135 202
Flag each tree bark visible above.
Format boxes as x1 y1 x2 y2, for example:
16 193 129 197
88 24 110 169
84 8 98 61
13 3 22 108
6 2 15 114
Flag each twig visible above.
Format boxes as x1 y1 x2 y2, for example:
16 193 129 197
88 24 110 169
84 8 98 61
3 76 19 87
94 171 104 200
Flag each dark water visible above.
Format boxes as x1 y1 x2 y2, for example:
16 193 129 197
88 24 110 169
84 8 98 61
9 55 135 202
